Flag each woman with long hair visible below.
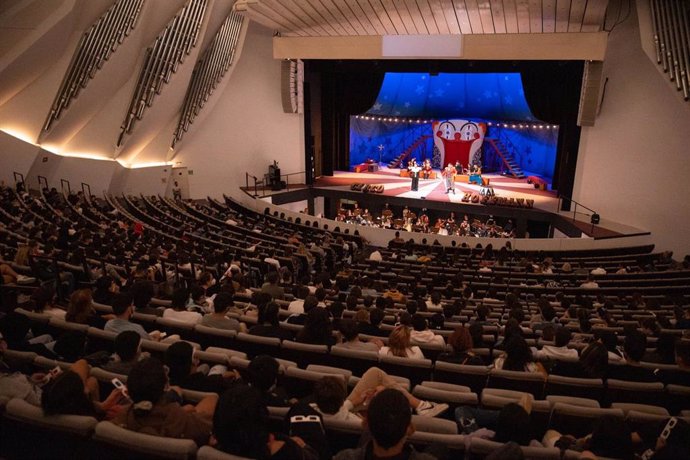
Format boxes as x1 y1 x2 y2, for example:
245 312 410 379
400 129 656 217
494 335 545 375
296 307 334 346
379 326 425 359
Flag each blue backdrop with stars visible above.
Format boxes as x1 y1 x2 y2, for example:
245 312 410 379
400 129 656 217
366 72 538 120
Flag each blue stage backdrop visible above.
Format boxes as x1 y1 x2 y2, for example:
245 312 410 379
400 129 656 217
349 72 559 184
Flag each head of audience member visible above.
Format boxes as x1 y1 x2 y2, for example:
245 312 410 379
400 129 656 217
365 389 414 454
541 324 556 342
369 308 384 327
363 295 374 308
314 376 348 414
444 302 459 320
330 301 345 319
296 307 333 345
429 291 442 307
246 355 280 394
354 308 370 324
303 295 319 314
494 403 531 446
112 293 134 318
94 275 118 301
586 415 633 459
170 288 189 311
30 285 56 313
265 271 279 286
375 296 386 310
190 285 206 306
114 330 142 363
580 342 609 378
448 327 474 354
597 330 619 355
388 326 413 358
315 287 327 303
213 292 233 314
502 336 534 371
429 313 444 330
41 368 93 416
554 327 572 348
213 385 271 458
411 314 428 332
503 318 523 342
339 319 360 343
476 304 489 322
164 341 196 383
66 289 94 324
198 271 215 289
127 357 168 417
258 301 280 326
623 330 647 364
130 280 154 309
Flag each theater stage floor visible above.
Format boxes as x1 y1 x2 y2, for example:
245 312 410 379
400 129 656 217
313 167 560 213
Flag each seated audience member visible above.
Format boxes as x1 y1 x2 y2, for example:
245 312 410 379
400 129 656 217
657 339 690 386
0 263 34 285
334 388 442 459
472 304 491 326
296 307 335 346
642 333 677 365
287 294 317 325
212 384 319 459
287 285 309 314
92 275 119 305
260 271 285 300
357 307 388 337
493 336 546 375
608 330 658 382
437 327 484 365
41 359 125 419
245 355 292 407
312 369 447 423
249 302 294 341
66 288 111 328
580 276 599 289
30 286 66 319
533 327 578 361
551 341 608 379
113 357 217 446
164 341 240 394
426 291 443 312
129 279 161 316
543 415 633 460
103 330 145 375
104 293 168 341
163 287 202 324
334 319 382 352
200 292 241 332
379 326 425 359
383 286 406 304
597 330 625 363
188 285 211 313
410 314 445 346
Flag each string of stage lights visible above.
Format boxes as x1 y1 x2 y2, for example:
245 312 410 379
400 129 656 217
353 115 559 130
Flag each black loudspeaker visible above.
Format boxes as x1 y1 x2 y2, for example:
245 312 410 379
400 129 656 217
591 213 600 225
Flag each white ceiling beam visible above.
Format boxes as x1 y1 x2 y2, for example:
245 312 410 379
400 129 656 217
319 0 359 34
464 0 486 33
568 0 586 32
390 0 419 33
450 0 474 34
581 0 608 32
438 0 462 34
377 0 408 33
273 31 608 59
293 0 339 35
542 0 556 32
477 0 496 33
356 0 389 34
270 0 330 35
489 0 507 33
425 0 451 34
342 0 379 34
555 0 570 32
404 0 430 33
302 0 348 35
331 0 368 34
529 0 542 32
515 0 530 33
502 0 519 33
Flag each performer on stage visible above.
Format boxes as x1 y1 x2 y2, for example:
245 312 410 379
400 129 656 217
442 163 457 194
469 163 483 185
422 159 432 179
408 158 421 191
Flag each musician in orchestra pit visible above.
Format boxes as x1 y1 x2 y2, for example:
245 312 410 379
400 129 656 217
447 212 456 226
408 158 421 191
442 163 457 194
422 158 432 179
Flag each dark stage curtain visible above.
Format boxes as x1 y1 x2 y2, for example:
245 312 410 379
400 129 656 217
521 61 584 202
320 67 385 174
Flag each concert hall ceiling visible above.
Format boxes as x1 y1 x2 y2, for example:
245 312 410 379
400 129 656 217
233 0 610 36
366 72 537 120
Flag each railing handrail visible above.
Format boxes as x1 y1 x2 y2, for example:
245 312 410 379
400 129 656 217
37 175 48 190
557 194 596 215
13 172 24 185
60 178 71 194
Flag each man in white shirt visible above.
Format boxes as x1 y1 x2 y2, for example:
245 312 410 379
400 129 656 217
533 328 578 361
287 286 309 314
590 266 607 275
409 315 445 346
369 250 382 262
580 276 599 289
263 250 281 272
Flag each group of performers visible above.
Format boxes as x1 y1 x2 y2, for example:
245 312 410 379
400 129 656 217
407 158 482 193
335 204 515 238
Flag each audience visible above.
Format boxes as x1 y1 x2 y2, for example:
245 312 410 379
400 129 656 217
379 326 425 359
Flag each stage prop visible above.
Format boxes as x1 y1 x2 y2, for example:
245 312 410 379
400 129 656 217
400 169 437 179
433 119 487 169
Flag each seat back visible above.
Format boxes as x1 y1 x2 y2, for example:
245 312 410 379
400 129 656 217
550 403 624 438
545 375 604 402
197 446 253 460
233 333 281 358
432 361 490 394
487 369 545 399
378 355 432 387
280 341 330 367
92 421 198 460
605 379 665 406
468 438 560 460
193 325 236 349
329 347 379 377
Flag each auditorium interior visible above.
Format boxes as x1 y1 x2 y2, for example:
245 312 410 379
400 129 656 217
1 0 690 459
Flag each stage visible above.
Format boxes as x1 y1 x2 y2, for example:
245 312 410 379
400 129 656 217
313 167 560 213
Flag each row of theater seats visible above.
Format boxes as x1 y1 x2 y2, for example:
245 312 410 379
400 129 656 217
12 306 690 415
3 346 688 460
